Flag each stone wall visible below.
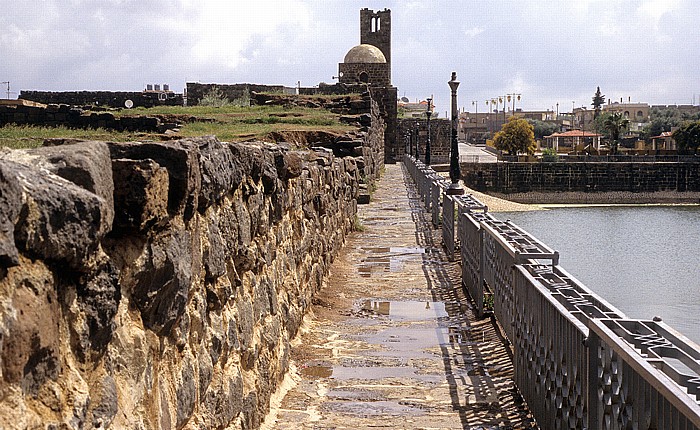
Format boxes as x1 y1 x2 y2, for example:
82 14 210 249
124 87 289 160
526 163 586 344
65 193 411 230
185 82 398 165
19 90 183 109
185 83 294 106
0 102 172 132
461 161 700 203
0 134 372 428
338 63 390 86
396 118 451 164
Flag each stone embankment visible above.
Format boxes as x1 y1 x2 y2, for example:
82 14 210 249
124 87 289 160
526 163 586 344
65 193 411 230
461 161 700 204
0 128 380 428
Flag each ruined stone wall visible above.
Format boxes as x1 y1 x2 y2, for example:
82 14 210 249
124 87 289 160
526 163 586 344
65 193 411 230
19 90 183 108
460 161 700 203
0 103 171 132
0 135 369 429
185 83 295 106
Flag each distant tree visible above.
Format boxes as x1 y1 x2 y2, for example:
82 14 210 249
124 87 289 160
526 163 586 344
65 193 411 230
602 112 630 154
592 86 605 118
672 121 700 153
493 117 536 155
527 119 559 139
641 107 700 141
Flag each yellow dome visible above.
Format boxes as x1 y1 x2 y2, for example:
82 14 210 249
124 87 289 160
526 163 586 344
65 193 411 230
343 44 386 64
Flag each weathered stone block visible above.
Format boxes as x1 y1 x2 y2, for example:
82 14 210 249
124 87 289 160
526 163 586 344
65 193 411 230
132 229 194 335
198 136 242 211
0 162 21 266
4 160 110 270
108 139 201 219
111 158 169 232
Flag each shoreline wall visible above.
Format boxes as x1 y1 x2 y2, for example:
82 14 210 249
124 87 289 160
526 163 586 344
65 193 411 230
0 132 377 428
461 161 700 203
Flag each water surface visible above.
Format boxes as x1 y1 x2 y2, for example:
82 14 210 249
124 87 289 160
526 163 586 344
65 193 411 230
500 206 700 345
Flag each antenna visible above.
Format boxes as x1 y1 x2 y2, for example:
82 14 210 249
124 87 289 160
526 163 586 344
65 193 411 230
0 82 15 99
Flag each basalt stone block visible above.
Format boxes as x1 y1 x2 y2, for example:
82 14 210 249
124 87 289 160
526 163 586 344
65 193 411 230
203 369 243 428
0 162 21 266
176 358 196 428
108 139 201 220
203 221 227 281
111 158 169 232
229 143 264 182
2 140 115 235
274 151 303 180
6 160 110 270
132 229 193 335
74 258 121 362
198 136 243 211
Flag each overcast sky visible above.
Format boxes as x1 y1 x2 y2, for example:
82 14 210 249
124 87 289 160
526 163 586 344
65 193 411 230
2 0 698 113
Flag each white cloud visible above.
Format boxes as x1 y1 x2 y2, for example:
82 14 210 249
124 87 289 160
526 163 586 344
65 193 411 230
0 0 698 110
463 26 484 38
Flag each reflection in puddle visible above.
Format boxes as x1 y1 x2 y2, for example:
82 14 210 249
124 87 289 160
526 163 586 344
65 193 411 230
360 300 447 320
357 246 425 277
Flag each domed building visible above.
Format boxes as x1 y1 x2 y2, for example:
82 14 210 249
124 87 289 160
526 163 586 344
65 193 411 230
338 8 391 86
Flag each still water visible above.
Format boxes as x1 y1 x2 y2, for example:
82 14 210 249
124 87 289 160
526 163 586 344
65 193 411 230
500 206 700 345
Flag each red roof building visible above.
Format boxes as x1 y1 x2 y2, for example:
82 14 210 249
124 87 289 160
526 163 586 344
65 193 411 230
544 130 603 152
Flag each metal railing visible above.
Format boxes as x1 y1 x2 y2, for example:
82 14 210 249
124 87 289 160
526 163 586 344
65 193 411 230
401 153 700 429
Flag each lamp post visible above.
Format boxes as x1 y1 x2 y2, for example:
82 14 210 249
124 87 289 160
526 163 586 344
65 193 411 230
404 131 410 158
447 72 463 195
507 93 521 117
425 97 432 165
471 100 478 144
414 121 420 159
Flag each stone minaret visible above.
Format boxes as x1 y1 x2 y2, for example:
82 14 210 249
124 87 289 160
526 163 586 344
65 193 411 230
360 8 391 83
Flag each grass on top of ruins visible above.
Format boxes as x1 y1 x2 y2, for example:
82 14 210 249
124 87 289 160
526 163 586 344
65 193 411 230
0 102 355 150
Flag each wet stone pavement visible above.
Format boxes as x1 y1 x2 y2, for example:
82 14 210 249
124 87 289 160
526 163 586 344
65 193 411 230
265 164 537 429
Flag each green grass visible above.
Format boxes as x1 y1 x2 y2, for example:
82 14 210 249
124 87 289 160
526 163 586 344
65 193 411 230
0 125 137 149
1 105 354 149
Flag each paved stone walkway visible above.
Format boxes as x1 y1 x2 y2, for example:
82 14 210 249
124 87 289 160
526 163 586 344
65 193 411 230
264 163 537 429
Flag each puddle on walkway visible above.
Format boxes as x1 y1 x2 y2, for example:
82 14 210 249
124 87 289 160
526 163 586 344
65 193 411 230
357 247 425 277
322 400 426 417
359 300 447 320
330 365 444 383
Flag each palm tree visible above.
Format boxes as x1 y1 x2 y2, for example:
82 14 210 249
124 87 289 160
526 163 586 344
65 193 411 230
603 112 630 154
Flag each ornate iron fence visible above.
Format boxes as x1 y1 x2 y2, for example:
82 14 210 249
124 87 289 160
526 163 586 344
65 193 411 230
402 154 700 429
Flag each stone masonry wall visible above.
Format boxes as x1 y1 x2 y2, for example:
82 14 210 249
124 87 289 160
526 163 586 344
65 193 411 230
0 134 372 428
0 103 172 132
396 118 451 164
461 161 700 203
20 90 184 109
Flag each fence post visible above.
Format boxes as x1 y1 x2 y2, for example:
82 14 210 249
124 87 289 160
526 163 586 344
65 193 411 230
586 330 599 430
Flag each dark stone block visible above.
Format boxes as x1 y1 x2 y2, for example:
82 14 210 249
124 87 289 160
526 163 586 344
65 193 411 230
176 359 196 428
111 158 169 232
74 258 121 362
108 139 201 220
4 160 109 270
0 162 21 266
197 136 242 211
275 151 303 180
203 221 227 281
132 229 193 335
